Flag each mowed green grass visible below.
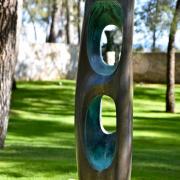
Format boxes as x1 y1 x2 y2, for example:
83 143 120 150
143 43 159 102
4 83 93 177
0 80 179 180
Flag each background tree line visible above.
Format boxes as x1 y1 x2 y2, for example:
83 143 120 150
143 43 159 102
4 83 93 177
21 0 180 51
23 0 83 44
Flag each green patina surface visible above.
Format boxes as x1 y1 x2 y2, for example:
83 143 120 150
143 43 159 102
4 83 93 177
87 0 123 76
89 1 123 27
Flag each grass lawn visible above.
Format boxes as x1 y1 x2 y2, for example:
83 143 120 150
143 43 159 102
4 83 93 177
0 80 180 179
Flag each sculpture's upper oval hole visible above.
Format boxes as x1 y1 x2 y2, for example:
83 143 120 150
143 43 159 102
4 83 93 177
101 25 123 66
87 1 124 76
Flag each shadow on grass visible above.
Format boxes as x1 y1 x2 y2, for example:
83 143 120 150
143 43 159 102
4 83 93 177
2 82 179 178
11 88 75 116
9 81 76 137
0 145 77 177
134 115 180 135
134 85 166 102
1 81 77 177
8 118 75 137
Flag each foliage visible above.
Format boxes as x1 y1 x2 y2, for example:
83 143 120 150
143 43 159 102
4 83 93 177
22 0 179 50
23 0 49 25
23 0 81 43
135 0 176 51
0 81 179 179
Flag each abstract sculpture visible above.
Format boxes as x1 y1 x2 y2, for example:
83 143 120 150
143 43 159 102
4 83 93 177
75 0 134 179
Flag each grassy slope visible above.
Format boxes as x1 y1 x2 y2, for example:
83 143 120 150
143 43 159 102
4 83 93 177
0 80 179 179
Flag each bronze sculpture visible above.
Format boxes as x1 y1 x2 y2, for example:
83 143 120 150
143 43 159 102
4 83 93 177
75 0 134 179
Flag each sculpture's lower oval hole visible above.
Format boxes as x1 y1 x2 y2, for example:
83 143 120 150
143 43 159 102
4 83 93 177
84 96 116 171
101 95 116 133
101 25 123 66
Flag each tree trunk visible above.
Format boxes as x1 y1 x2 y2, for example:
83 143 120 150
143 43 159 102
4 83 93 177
77 0 81 44
152 29 156 51
46 0 58 43
152 0 159 52
12 0 23 91
65 0 70 44
166 0 180 113
25 6 37 41
0 0 18 148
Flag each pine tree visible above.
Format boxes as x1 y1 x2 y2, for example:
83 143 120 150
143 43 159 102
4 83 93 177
0 0 18 148
166 0 180 112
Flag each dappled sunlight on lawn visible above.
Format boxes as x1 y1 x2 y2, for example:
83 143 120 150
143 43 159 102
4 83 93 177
0 81 179 179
